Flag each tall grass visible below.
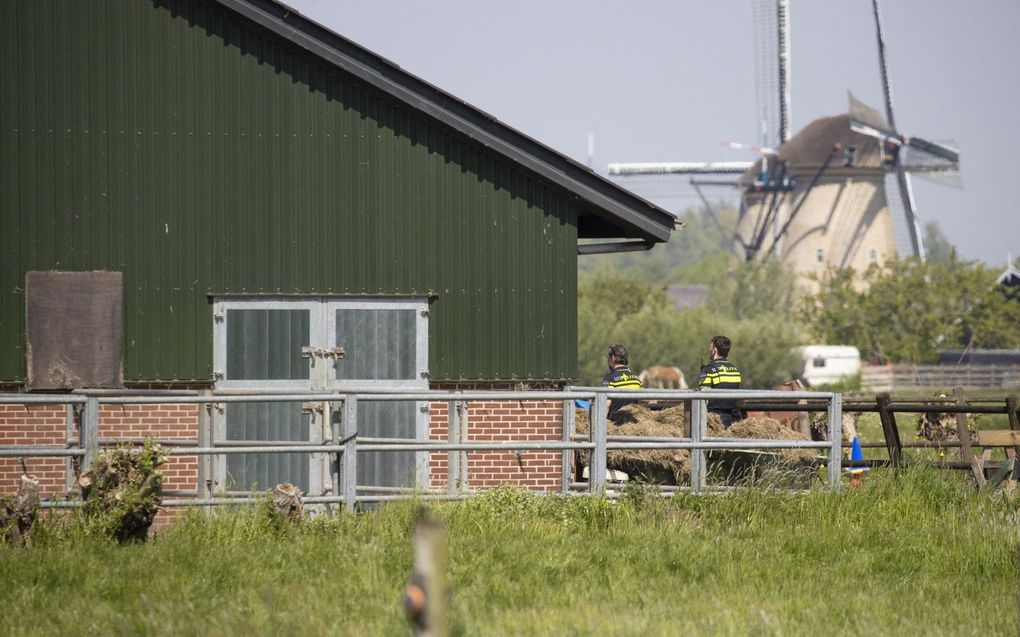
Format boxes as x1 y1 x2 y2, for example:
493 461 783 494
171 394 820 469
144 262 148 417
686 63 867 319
1 469 1017 635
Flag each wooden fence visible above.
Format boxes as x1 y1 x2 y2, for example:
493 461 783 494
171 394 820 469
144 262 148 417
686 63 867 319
861 364 1020 392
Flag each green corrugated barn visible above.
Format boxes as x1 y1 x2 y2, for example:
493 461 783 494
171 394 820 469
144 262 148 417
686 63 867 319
1 0 673 388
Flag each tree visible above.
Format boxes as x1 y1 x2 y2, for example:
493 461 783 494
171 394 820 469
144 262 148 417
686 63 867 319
802 257 1020 363
578 204 739 282
577 273 801 387
922 221 957 265
577 204 803 386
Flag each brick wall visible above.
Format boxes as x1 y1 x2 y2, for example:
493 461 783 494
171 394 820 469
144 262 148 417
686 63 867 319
427 382 566 493
1 382 569 517
98 402 199 498
0 403 68 495
0 386 204 528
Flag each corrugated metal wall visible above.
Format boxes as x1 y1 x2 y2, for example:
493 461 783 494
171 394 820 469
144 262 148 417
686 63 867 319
0 0 579 383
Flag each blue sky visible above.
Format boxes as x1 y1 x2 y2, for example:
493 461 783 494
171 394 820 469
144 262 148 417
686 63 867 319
287 1 1019 265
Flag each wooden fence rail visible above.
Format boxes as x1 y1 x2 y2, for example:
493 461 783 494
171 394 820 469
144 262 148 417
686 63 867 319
861 364 1020 392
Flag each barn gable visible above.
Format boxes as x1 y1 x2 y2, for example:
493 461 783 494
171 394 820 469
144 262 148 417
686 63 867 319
0 0 672 384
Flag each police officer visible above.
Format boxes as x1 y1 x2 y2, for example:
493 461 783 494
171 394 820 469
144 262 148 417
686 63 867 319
602 344 642 417
699 335 743 427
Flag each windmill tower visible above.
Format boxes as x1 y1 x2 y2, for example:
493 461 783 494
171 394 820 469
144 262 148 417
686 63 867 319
610 0 962 287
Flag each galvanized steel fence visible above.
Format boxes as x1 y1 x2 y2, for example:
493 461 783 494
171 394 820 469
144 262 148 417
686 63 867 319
0 388 844 511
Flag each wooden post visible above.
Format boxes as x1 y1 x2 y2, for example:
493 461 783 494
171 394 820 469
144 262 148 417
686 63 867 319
404 511 447 637
797 400 812 439
1007 395 1020 481
953 387 973 463
970 450 989 489
876 393 902 468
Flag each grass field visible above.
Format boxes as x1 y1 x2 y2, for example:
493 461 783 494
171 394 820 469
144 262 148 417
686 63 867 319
2 468 1017 636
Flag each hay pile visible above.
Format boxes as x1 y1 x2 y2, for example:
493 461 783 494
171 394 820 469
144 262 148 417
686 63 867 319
915 394 978 442
575 404 695 484
725 417 816 465
574 404 815 484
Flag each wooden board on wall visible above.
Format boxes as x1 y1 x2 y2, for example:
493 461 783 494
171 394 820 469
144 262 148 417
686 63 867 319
26 271 123 390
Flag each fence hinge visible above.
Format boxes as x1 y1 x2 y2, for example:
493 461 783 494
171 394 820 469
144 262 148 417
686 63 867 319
301 402 324 414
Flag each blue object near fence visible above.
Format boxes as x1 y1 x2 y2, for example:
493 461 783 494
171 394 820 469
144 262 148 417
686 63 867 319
848 436 868 474
574 399 591 409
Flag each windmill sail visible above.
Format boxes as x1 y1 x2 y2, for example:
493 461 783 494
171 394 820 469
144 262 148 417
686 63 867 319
848 91 889 131
752 0 791 150
901 137 961 187
849 93 961 185
884 170 923 259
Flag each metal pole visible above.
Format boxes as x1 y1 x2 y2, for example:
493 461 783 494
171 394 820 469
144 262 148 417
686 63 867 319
447 399 460 496
64 404 75 495
82 396 99 472
590 391 608 494
457 400 468 492
827 393 843 491
197 390 213 506
342 396 358 512
690 398 706 493
330 402 341 511
561 397 575 493
211 401 225 493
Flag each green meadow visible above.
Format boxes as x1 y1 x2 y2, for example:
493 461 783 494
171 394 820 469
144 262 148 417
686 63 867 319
1 468 1017 636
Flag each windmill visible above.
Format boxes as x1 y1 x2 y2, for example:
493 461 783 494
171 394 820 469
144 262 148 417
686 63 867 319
609 0 962 277
735 0 960 271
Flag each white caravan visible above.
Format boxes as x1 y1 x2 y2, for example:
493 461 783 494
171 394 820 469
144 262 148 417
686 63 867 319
800 345 861 387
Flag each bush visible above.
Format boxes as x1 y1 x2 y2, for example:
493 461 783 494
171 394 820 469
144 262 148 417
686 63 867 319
77 440 168 543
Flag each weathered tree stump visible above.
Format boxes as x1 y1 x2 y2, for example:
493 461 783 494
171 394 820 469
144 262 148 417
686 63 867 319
271 483 304 520
2 473 40 545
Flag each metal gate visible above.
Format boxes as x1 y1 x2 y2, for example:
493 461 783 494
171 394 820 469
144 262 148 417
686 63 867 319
213 298 428 495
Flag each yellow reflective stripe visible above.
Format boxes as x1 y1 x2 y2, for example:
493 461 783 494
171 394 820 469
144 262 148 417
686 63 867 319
609 380 642 389
702 376 740 385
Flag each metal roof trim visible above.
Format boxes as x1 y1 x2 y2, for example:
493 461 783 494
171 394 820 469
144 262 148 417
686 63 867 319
212 0 674 243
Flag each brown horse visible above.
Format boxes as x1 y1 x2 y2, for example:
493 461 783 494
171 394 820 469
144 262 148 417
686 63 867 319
639 365 688 390
746 379 808 434
746 378 858 448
